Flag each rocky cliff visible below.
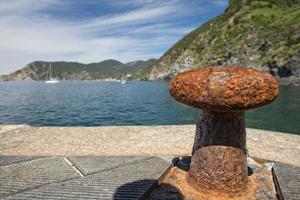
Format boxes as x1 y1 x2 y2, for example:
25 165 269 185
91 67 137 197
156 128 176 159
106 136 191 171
148 0 300 85
2 59 156 81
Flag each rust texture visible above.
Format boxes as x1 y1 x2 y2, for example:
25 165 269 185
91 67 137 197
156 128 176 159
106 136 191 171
169 67 279 112
193 110 246 154
168 66 279 196
156 162 276 200
188 146 248 194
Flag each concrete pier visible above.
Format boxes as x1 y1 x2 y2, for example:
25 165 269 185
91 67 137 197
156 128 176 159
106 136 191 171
1 125 299 166
0 125 299 199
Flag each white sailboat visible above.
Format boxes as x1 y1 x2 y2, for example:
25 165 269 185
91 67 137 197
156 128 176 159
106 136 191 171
120 74 129 84
45 63 59 84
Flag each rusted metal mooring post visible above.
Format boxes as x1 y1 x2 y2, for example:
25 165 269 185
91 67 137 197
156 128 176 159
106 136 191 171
169 67 279 194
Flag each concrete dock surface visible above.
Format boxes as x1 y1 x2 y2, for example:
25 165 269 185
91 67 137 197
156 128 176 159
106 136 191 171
0 125 299 166
0 125 299 199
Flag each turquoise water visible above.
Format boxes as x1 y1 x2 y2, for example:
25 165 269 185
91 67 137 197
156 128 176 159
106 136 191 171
0 81 299 134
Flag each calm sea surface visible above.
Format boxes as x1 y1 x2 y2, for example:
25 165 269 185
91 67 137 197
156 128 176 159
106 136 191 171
0 81 299 134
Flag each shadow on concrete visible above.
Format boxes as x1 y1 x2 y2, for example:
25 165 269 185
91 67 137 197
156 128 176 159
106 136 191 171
0 155 177 199
113 179 183 200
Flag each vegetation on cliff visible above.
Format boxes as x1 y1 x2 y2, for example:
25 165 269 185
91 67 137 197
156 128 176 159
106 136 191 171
2 59 156 81
147 0 300 85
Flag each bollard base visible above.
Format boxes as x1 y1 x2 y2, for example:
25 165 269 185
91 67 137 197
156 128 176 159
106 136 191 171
188 146 248 194
149 157 276 200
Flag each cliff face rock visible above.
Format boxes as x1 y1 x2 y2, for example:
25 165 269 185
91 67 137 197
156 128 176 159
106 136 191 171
148 0 300 85
2 59 156 81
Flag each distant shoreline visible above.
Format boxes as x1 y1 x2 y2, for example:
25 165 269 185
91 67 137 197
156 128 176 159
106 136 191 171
1 78 299 86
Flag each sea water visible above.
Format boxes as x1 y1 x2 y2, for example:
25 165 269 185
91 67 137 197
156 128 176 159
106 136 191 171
0 81 299 134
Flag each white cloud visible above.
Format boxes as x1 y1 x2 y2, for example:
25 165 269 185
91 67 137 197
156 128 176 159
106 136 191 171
0 0 223 74
82 5 177 28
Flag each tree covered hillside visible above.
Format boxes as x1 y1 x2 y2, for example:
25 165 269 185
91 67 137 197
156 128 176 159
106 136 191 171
148 0 300 85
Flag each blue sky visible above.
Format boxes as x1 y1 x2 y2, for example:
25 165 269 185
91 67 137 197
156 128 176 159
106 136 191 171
0 0 228 74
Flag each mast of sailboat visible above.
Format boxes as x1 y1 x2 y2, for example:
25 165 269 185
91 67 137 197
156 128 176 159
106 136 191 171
49 63 52 80
44 63 48 80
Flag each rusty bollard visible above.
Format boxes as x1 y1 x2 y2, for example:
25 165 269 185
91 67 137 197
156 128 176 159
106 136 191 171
169 67 279 194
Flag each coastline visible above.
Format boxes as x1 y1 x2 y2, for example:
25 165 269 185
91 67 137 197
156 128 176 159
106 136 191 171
0 125 299 167
1 79 300 86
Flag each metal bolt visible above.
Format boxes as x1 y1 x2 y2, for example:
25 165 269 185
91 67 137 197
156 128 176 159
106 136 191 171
169 67 279 194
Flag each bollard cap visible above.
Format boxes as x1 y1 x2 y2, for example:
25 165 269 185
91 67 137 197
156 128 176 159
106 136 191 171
169 67 279 112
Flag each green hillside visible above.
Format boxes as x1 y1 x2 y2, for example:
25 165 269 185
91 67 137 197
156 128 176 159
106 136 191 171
148 0 300 85
2 59 156 81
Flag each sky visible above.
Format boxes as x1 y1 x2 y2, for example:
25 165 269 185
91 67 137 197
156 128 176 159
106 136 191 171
0 0 228 74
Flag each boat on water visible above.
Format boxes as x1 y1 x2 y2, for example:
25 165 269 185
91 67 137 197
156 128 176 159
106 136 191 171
120 74 131 84
45 64 60 84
